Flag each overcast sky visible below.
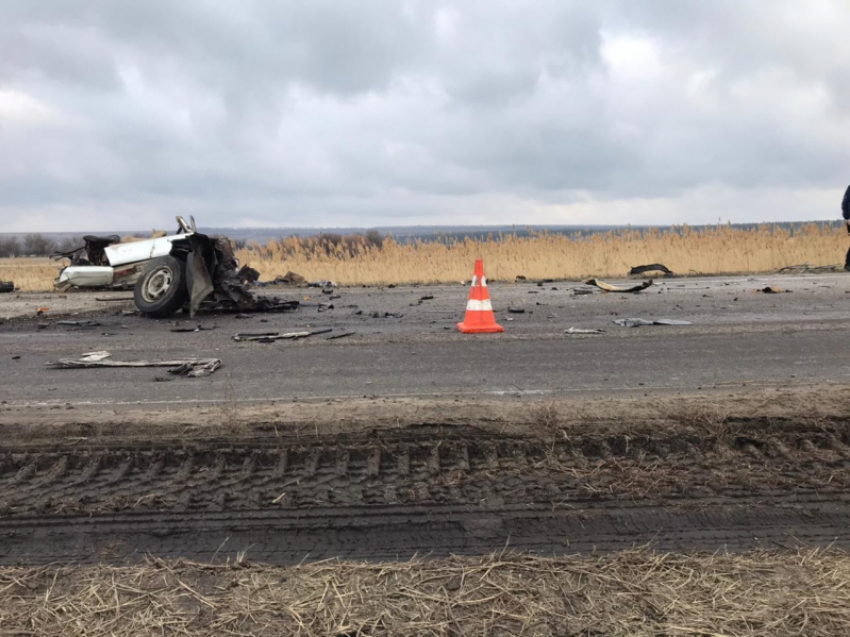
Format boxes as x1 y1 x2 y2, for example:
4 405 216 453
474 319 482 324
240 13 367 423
1 1 849 231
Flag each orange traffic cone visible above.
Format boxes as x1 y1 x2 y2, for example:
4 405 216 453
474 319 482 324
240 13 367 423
457 259 504 334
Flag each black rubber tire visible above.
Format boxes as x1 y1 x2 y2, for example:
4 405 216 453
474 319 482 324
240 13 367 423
134 256 189 318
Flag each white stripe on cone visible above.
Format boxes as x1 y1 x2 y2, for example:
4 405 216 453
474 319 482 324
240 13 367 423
466 299 493 311
470 276 488 288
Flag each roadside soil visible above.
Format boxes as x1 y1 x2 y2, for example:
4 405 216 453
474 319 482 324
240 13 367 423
1 386 849 565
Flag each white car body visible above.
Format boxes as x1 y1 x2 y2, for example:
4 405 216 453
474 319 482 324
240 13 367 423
55 217 196 290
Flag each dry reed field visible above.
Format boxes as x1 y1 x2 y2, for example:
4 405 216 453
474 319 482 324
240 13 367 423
0 257 57 292
239 223 850 286
2 224 848 291
1 549 848 636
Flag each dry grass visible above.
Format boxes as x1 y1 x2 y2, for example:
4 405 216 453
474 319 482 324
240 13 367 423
4 223 848 291
1 549 848 636
0 257 58 291
239 223 848 285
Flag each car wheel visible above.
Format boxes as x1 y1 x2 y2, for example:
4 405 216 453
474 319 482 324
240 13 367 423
134 256 189 318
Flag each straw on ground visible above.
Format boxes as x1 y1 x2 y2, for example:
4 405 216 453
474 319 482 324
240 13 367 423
1 549 848 636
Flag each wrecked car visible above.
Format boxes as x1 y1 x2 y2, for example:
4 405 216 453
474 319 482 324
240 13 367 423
55 216 288 318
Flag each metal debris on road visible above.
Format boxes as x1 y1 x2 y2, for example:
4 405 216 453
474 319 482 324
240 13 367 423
57 319 102 328
565 327 604 335
326 332 355 340
586 279 653 293
233 328 333 342
614 318 692 328
47 356 222 377
756 286 788 294
80 351 111 362
370 311 403 319
508 308 526 314
170 324 216 333
95 296 134 302
630 264 674 276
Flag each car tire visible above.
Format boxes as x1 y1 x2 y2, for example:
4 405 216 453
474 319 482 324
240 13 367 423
134 255 189 318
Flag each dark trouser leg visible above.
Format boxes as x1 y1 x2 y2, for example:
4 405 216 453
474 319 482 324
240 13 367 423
845 246 850 271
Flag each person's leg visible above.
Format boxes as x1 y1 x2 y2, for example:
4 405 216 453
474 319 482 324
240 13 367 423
845 245 850 271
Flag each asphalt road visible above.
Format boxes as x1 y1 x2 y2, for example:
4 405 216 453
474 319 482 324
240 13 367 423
2 272 850 406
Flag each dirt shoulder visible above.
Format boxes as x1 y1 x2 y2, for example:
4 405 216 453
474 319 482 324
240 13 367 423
1 384 847 445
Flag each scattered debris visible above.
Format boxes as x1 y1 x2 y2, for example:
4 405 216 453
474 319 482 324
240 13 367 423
80 351 111 362
508 308 525 314
572 288 594 296
565 327 604 335
308 280 337 288
614 318 692 328
586 279 653 293
36 307 49 315
515 275 527 282
12 355 21 360
95 296 134 302
0 281 15 294
757 286 789 294
237 265 261 284
630 264 674 276
233 328 333 343
47 357 222 377
326 332 355 340
170 325 216 333
271 271 307 286
777 264 842 274
419 295 434 301
370 311 403 319
57 320 102 328
153 376 174 382
168 359 221 377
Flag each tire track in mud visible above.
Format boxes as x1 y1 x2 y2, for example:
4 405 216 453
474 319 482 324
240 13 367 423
1 424 849 564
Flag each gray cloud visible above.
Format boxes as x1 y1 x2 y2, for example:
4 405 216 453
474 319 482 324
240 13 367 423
1 0 849 231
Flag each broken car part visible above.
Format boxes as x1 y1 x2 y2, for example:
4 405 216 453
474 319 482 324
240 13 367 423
565 327 604 335
614 318 692 328
233 328 333 342
47 356 221 377
586 279 653 293
629 264 674 276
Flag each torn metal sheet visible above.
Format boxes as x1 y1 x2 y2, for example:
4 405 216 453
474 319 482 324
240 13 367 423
629 264 673 276
233 328 333 342
586 279 653 293
614 318 692 328
80 351 111 362
47 357 222 377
